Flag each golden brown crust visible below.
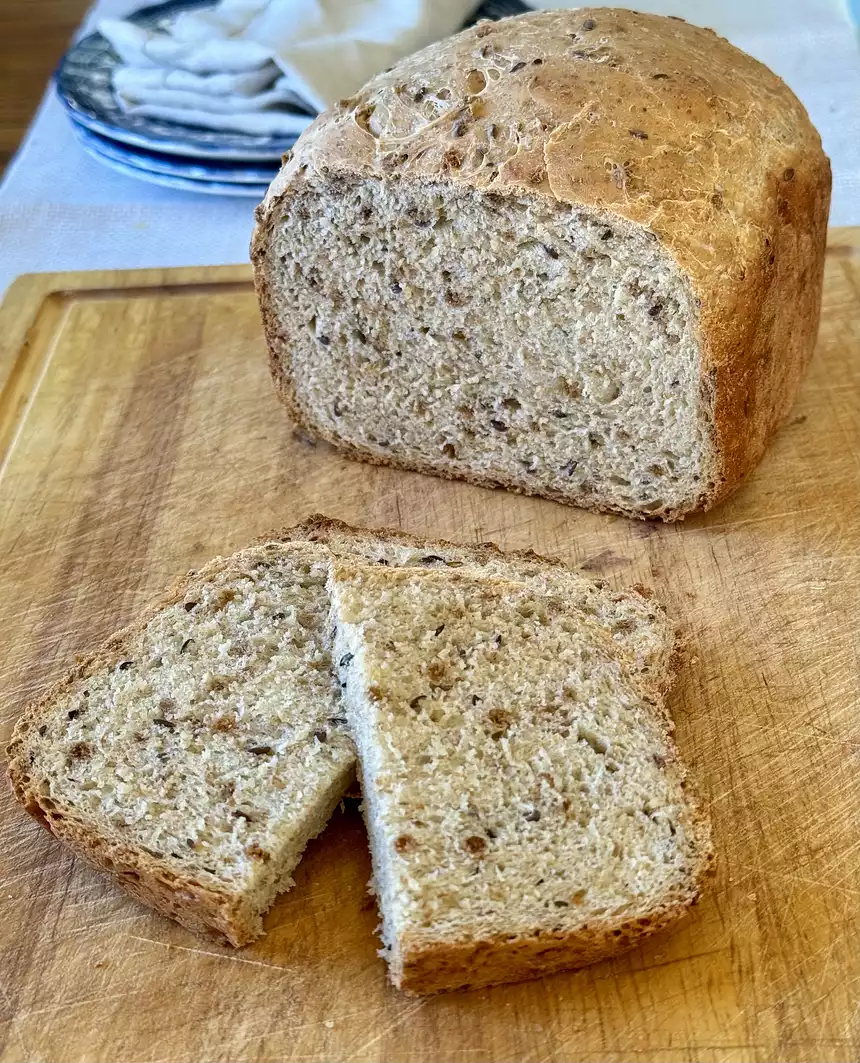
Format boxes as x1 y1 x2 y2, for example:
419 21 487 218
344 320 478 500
252 8 831 519
396 887 707 995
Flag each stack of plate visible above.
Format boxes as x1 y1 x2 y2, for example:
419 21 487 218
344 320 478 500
56 0 530 198
56 0 311 198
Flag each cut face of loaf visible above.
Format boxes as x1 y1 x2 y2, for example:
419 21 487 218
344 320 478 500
253 8 831 519
266 182 707 517
329 561 712 994
7 542 353 946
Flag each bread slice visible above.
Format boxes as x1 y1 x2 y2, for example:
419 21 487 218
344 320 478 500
273 514 677 691
329 560 712 994
253 8 830 520
6 541 353 946
6 517 676 947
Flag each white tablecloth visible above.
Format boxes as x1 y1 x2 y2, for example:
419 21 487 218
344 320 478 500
1 0 859 296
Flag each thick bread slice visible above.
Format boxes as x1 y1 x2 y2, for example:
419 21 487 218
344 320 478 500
7 541 352 946
271 514 677 691
329 561 712 994
253 8 830 520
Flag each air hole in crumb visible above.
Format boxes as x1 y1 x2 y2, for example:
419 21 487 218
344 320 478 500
354 105 377 136
578 726 609 755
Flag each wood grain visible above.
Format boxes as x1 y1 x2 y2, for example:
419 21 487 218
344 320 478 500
0 0 89 173
0 241 858 1063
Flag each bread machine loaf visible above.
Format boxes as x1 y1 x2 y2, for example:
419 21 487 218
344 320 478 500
252 8 831 519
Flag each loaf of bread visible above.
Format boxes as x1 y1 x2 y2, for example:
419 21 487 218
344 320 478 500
330 560 712 994
253 8 830 519
6 517 674 944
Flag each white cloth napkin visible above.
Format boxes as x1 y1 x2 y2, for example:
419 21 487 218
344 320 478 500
99 0 478 136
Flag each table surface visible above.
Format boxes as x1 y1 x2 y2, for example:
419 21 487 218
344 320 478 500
1 236 859 1062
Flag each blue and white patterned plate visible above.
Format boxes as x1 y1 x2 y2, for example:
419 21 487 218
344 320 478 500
57 0 312 161
73 122 281 183
73 124 269 196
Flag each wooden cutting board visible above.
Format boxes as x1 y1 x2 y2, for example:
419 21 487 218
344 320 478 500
0 235 858 1063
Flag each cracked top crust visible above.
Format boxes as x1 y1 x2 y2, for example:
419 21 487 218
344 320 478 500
261 8 824 300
